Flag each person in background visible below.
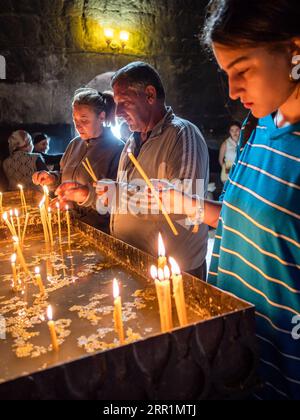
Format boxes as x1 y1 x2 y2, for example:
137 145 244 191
32 89 124 232
3 130 48 191
219 121 241 183
33 132 63 171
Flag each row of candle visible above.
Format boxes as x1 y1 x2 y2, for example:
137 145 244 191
111 234 188 343
47 278 124 352
39 188 71 249
0 185 28 217
153 233 188 332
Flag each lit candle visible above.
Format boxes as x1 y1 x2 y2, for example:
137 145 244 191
151 265 173 333
43 186 50 211
14 209 21 241
21 212 30 247
169 257 188 327
17 184 27 214
9 210 17 236
65 205 71 248
0 192 3 214
47 305 59 351
127 149 178 236
13 236 31 278
113 279 125 344
2 212 15 236
35 267 45 296
47 207 54 247
158 233 167 269
11 254 18 290
39 198 50 244
56 202 62 245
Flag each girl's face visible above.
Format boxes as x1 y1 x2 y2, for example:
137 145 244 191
229 125 241 142
73 105 105 141
213 43 295 118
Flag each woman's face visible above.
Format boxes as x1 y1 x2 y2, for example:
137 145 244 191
229 125 241 143
73 104 105 141
213 43 295 118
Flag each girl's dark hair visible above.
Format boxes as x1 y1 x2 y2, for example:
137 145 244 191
72 88 116 126
202 0 300 49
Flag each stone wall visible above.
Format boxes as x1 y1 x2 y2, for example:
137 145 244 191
0 0 246 144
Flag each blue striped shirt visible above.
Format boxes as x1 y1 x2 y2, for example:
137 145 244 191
208 114 300 400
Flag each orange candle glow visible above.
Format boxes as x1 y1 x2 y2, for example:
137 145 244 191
35 267 45 296
169 257 188 327
113 279 125 344
65 205 71 248
151 265 173 333
11 253 18 290
47 305 59 351
56 202 62 245
158 233 167 269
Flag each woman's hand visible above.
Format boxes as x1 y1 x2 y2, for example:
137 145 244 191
55 181 89 204
32 171 56 186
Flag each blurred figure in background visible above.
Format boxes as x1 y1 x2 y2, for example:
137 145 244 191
3 130 48 190
219 121 241 183
33 132 63 171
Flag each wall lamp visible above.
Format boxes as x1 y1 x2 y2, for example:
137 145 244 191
104 28 130 50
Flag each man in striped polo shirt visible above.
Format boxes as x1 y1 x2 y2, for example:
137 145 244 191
109 62 209 278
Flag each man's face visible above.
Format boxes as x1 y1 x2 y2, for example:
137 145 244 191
113 82 152 133
34 139 49 154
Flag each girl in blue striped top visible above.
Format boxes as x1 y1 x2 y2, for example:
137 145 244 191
156 0 300 400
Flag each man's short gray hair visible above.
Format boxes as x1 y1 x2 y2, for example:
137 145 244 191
111 61 166 100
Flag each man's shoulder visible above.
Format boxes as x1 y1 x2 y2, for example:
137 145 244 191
167 114 204 138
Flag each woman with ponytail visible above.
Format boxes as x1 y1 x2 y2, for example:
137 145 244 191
33 88 124 231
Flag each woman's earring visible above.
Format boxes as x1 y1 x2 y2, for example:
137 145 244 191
290 55 300 82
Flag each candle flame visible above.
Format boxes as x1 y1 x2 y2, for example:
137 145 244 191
158 268 165 281
11 254 17 264
35 267 40 275
43 186 49 195
14 209 19 217
17 184 23 190
12 236 19 243
150 265 158 280
127 147 132 155
164 265 171 280
113 278 120 299
9 209 13 217
158 233 165 257
47 305 53 321
56 202 60 209
2 212 7 221
169 257 181 276
48 207 51 214
66 205 69 211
